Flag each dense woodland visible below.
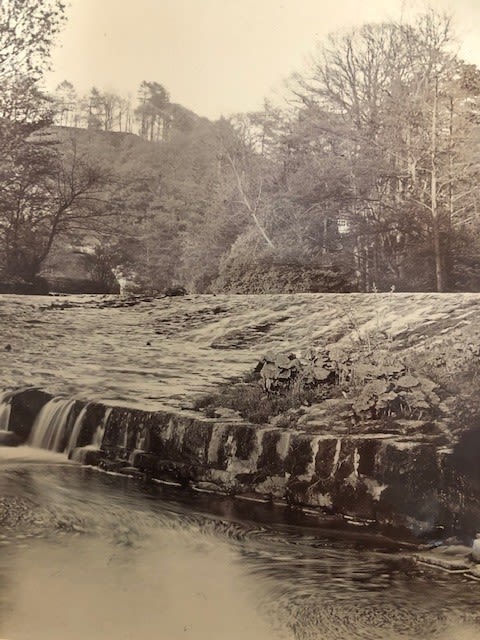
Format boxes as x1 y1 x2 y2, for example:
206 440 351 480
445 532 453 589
2 0 480 293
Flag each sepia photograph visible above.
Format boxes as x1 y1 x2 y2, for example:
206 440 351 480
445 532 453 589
2 0 480 638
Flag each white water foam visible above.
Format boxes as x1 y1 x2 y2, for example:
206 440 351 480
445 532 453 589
28 397 77 452
65 404 90 455
0 391 12 431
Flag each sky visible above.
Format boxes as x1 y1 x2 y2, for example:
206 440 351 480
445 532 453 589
45 0 480 120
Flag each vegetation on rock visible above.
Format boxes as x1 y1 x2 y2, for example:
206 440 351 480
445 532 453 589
195 339 446 428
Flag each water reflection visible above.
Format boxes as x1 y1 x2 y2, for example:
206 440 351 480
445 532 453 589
0 455 479 640
4 534 285 640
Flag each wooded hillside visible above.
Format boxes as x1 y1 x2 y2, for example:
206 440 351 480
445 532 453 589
2 3 480 293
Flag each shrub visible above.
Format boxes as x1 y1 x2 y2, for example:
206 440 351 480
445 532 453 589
194 342 444 427
257 349 335 393
351 372 441 420
257 346 443 422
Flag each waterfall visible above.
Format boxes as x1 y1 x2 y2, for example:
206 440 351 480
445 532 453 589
0 391 12 431
93 407 111 449
65 404 90 455
27 396 110 457
28 397 77 451
68 407 111 463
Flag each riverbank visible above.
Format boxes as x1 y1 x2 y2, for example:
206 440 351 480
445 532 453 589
0 383 477 543
2 293 480 542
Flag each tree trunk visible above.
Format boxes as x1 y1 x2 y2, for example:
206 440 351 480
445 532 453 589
432 216 444 292
431 75 444 292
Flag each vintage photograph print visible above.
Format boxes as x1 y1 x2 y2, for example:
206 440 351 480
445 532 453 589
1 1 480 638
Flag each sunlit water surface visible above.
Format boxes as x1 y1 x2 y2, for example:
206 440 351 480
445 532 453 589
2 292 480 410
0 448 479 640
2 294 480 638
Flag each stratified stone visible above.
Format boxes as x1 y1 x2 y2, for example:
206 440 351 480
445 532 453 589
182 419 213 464
284 434 315 477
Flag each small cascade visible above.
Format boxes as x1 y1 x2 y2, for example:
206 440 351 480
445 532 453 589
68 406 110 463
0 391 12 431
93 407 111 449
301 435 322 481
208 423 228 464
28 397 77 452
276 431 292 461
27 395 111 459
65 404 89 455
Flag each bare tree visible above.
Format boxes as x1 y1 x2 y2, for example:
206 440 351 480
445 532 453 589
0 130 119 281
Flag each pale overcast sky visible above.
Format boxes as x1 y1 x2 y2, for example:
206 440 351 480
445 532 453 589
45 0 480 120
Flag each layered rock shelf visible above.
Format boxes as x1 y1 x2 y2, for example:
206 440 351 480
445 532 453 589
3 293 480 541
2 387 479 541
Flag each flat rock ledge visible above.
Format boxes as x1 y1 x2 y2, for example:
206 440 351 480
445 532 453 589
4 387 480 546
414 545 480 581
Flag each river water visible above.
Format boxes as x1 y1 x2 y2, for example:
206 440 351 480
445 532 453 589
2 294 480 638
0 448 479 640
1 292 480 410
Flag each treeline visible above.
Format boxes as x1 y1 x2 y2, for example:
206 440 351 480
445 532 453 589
105 10 480 293
52 80 200 141
2 2 480 293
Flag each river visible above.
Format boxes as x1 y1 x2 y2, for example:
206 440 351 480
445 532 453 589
2 293 480 639
0 447 479 640
1 292 479 410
